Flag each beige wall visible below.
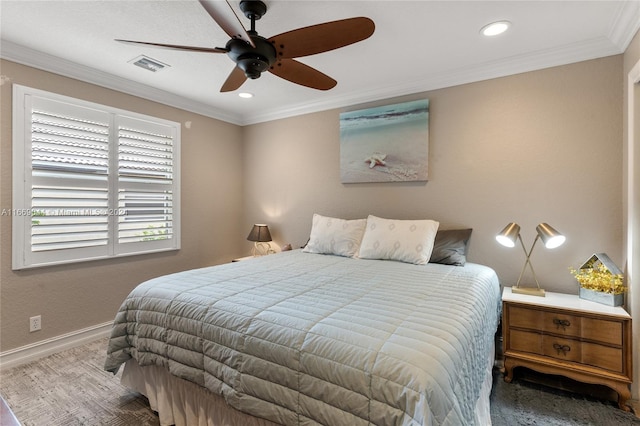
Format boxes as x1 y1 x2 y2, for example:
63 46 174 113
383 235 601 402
243 56 623 295
0 54 629 362
0 60 245 351
623 28 640 398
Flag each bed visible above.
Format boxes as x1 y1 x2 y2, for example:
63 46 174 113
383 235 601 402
105 215 501 426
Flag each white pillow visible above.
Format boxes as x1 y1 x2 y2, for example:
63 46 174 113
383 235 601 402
358 215 440 265
302 214 367 258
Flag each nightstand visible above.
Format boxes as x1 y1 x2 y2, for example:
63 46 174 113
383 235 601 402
502 287 633 411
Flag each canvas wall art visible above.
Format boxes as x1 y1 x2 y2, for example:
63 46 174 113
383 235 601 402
340 99 429 183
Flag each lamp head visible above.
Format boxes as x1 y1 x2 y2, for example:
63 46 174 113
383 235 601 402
536 223 565 249
247 224 272 242
496 222 521 248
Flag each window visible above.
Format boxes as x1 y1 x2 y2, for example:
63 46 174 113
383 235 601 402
11 85 180 269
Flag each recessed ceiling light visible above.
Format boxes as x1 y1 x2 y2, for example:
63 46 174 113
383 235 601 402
481 21 511 37
238 92 254 99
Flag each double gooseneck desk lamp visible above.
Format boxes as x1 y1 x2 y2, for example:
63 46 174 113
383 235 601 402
496 222 566 297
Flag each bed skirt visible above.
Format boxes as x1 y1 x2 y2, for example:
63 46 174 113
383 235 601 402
121 343 495 426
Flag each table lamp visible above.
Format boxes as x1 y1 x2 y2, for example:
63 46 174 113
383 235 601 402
247 224 272 256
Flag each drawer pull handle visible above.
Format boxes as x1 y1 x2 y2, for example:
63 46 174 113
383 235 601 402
553 318 571 329
553 343 571 356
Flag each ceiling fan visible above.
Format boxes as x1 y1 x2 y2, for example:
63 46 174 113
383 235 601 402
116 0 375 92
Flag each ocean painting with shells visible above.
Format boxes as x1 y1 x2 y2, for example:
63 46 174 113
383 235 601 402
340 99 429 183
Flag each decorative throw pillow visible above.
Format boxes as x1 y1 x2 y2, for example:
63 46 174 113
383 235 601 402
357 215 440 265
429 228 473 266
302 214 367 258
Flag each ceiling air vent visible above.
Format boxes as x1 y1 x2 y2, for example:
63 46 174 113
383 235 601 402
129 55 169 72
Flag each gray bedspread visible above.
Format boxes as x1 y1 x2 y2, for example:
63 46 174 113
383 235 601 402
105 250 501 425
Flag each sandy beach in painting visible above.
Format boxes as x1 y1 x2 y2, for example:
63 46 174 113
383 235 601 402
340 100 429 183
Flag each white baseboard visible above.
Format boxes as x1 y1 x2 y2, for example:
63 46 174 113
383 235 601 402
0 321 112 371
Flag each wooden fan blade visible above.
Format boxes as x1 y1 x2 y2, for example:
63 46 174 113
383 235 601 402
198 0 254 47
268 17 374 59
115 39 227 53
220 66 247 92
268 59 336 90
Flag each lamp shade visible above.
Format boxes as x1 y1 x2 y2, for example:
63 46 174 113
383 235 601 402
496 222 521 248
536 223 565 249
247 224 272 242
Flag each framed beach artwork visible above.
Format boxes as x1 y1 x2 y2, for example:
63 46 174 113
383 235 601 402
340 99 429 183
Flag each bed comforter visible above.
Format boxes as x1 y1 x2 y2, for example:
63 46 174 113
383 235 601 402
105 250 501 425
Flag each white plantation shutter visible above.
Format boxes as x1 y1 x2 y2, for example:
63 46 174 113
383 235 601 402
30 103 110 255
12 85 180 269
117 117 175 251
31 187 109 251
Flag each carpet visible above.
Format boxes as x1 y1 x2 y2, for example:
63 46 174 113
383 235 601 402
0 338 638 425
0 338 158 425
490 369 640 426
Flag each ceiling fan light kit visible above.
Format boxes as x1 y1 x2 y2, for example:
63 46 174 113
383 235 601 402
226 36 275 80
116 0 375 92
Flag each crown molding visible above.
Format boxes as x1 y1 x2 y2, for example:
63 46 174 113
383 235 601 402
0 40 243 125
609 0 640 50
241 35 621 125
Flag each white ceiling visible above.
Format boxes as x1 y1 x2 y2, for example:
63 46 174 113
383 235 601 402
2 1 639 125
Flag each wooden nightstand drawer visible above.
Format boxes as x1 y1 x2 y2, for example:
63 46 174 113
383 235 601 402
508 305 622 345
509 329 623 373
542 335 623 373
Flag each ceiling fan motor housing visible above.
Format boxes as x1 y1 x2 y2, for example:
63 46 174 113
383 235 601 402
226 34 277 79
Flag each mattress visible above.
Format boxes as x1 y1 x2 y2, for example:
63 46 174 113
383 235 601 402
104 250 501 425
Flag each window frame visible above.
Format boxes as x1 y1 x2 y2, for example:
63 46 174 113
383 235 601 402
12 84 181 270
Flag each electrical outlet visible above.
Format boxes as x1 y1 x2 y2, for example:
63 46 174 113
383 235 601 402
29 315 41 332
